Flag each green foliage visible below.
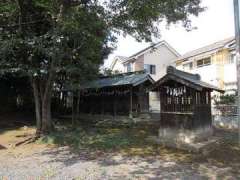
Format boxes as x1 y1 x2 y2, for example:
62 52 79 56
37 125 153 151
101 68 121 76
0 73 33 113
0 0 114 81
214 94 237 105
0 0 204 81
108 0 204 41
0 0 204 132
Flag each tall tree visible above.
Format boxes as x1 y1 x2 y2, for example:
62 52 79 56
0 0 204 135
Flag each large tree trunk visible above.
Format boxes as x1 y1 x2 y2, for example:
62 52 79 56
31 69 54 135
41 69 54 134
41 93 52 134
31 82 53 135
32 78 42 136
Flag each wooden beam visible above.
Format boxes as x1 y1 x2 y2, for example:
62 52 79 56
129 86 133 118
101 95 104 116
71 91 75 125
113 93 117 118
76 91 80 117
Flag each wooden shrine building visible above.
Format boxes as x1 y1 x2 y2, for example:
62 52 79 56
76 71 154 119
151 66 223 144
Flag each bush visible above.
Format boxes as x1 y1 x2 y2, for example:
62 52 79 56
214 94 237 105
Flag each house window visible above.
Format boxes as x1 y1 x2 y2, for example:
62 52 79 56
144 64 156 75
183 62 193 71
197 57 211 67
228 54 236 64
126 63 132 72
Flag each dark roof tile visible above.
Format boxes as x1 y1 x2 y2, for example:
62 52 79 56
80 71 154 89
153 66 224 92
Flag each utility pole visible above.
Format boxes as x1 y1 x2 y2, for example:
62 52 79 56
233 0 240 145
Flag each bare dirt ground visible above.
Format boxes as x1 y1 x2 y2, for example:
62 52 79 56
0 119 240 179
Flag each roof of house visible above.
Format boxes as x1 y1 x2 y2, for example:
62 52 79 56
80 71 155 90
110 56 128 70
116 56 128 62
177 37 235 61
152 66 224 92
123 40 181 64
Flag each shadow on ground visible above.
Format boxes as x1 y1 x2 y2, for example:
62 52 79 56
0 114 34 134
36 125 240 179
0 114 36 149
1 117 240 179
0 144 7 150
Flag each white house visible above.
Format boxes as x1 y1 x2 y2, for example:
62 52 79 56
110 40 180 112
110 40 180 81
109 56 128 73
175 37 236 95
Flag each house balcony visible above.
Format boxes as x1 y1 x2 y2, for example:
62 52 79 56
181 64 220 88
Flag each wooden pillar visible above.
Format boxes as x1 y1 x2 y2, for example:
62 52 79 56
192 89 196 112
129 86 133 118
113 93 117 118
146 89 150 113
159 87 162 126
101 95 104 115
208 91 212 109
76 91 80 118
71 91 75 125
208 90 212 127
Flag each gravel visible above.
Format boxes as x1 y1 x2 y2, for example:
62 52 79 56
0 145 238 180
0 128 239 180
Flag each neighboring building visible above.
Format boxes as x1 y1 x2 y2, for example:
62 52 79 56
110 40 180 112
110 41 180 81
109 56 128 73
175 37 236 94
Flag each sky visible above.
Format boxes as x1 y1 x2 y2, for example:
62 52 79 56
104 0 235 68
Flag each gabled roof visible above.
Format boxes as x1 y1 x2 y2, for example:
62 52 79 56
80 71 155 90
123 40 180 64
177 37 235 61
116 56 128 62
152 66 224 92
110 56 128 70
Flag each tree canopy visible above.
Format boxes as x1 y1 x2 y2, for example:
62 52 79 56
0 0 204 134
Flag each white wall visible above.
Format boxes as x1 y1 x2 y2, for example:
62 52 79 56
112 59 125 73
149 92 160 112
192 65 219 87
177 64 219 87
123 62 135 73
178 62 237 94
143 44 178 81
223 63 237 94
143 44 179 112
224 63 237 83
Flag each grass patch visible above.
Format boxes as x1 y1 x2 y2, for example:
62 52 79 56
37 122 193 161
37 124 157 153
